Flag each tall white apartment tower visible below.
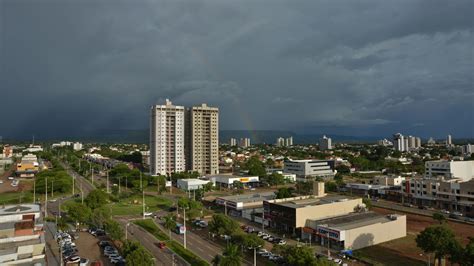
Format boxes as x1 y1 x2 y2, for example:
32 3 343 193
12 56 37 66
185 103 219 175
150 99 185 175
393 133 405 152
319 135 332 150
446 134 452 146
230 138 237 146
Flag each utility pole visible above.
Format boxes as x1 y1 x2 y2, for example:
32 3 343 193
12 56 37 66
51 180 54 198
119 176 121 194
91 162 94 186
254 247 257 266
33 179 36 204
183 207 187 249
142 172 145 220
327 232 331 257
81 182 84 205
72 174 75 196
106 167 109 193
45 177 48 218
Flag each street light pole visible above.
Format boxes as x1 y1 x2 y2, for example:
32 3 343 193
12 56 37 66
45 177 48 218
183 207 187 249
253 247 257 266
33 179 36 204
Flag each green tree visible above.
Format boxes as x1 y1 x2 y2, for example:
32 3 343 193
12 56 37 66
85 189 109 209
104 220 124 241
267 173 285 187
463 237 474 266
211 255 222 266
281 245 317 266
220 244 242 266
163 214 176 238
433 212 446 224
66 202 92 225
362 197 372 210
245 156 266 178
122 240 154 266
209 213 241 237
203 182 214 192
325 181 338 192
275 187 293 199
91 207 112 228
416 225 461 266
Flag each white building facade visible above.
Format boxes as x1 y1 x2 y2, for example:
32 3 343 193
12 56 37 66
150 99 185 175
284 159 336 180
424 160 474 181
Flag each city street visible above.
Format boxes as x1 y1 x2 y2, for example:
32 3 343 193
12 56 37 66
118 219 189 266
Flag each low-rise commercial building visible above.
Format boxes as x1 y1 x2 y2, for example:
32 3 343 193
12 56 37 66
206 174 259 188
15 154 39 178
284 159 335 181
403 177 474 217
216 192 276 224
264 194 362 234
424 160 474 181
177 178 211 191
0 204 45 265
302 212 406 250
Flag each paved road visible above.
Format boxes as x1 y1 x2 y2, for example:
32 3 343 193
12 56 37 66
153 215 222 263
118 219 189 266
44 222 60 266
59 161 95 195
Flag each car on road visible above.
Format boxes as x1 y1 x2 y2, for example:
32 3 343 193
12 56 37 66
0 180 4 184
8 176 14 180
440 209 450 214
11 180 19 187
155 242 166 249
402 203 413 207
277 240 286 245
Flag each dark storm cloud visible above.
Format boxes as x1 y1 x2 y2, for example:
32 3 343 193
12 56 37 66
0 0 473 139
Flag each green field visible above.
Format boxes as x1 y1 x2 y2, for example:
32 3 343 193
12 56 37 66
0 191 33 205
134 219 209 266
109 195 173 216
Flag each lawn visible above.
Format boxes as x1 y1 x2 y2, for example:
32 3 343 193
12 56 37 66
109 195 173 216
134 219 209 266
0 191 33 205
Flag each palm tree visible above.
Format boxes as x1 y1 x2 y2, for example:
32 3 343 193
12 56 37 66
163 214 176 239
211 254 222 266
220 244 242 266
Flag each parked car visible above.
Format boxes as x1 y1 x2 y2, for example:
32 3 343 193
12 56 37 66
66 256 81 263
79 258 89 266
277 240 287 245
8 176 14 180
440 209 450 214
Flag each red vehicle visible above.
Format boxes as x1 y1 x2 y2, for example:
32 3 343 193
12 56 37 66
156 242 166 249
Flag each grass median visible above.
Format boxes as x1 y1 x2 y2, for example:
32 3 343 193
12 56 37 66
134 219 209 266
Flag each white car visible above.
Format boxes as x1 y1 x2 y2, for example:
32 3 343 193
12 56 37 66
334 258 343 265
8 177 14 180
0 180 4 184
441 209 450 214
257 249 268 255
79 258 89 266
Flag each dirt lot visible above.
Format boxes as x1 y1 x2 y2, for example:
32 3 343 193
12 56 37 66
373 207 474 244
75 232 114 266
358 207 474 265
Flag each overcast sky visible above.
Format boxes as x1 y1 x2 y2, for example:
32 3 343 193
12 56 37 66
1 0 473 139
